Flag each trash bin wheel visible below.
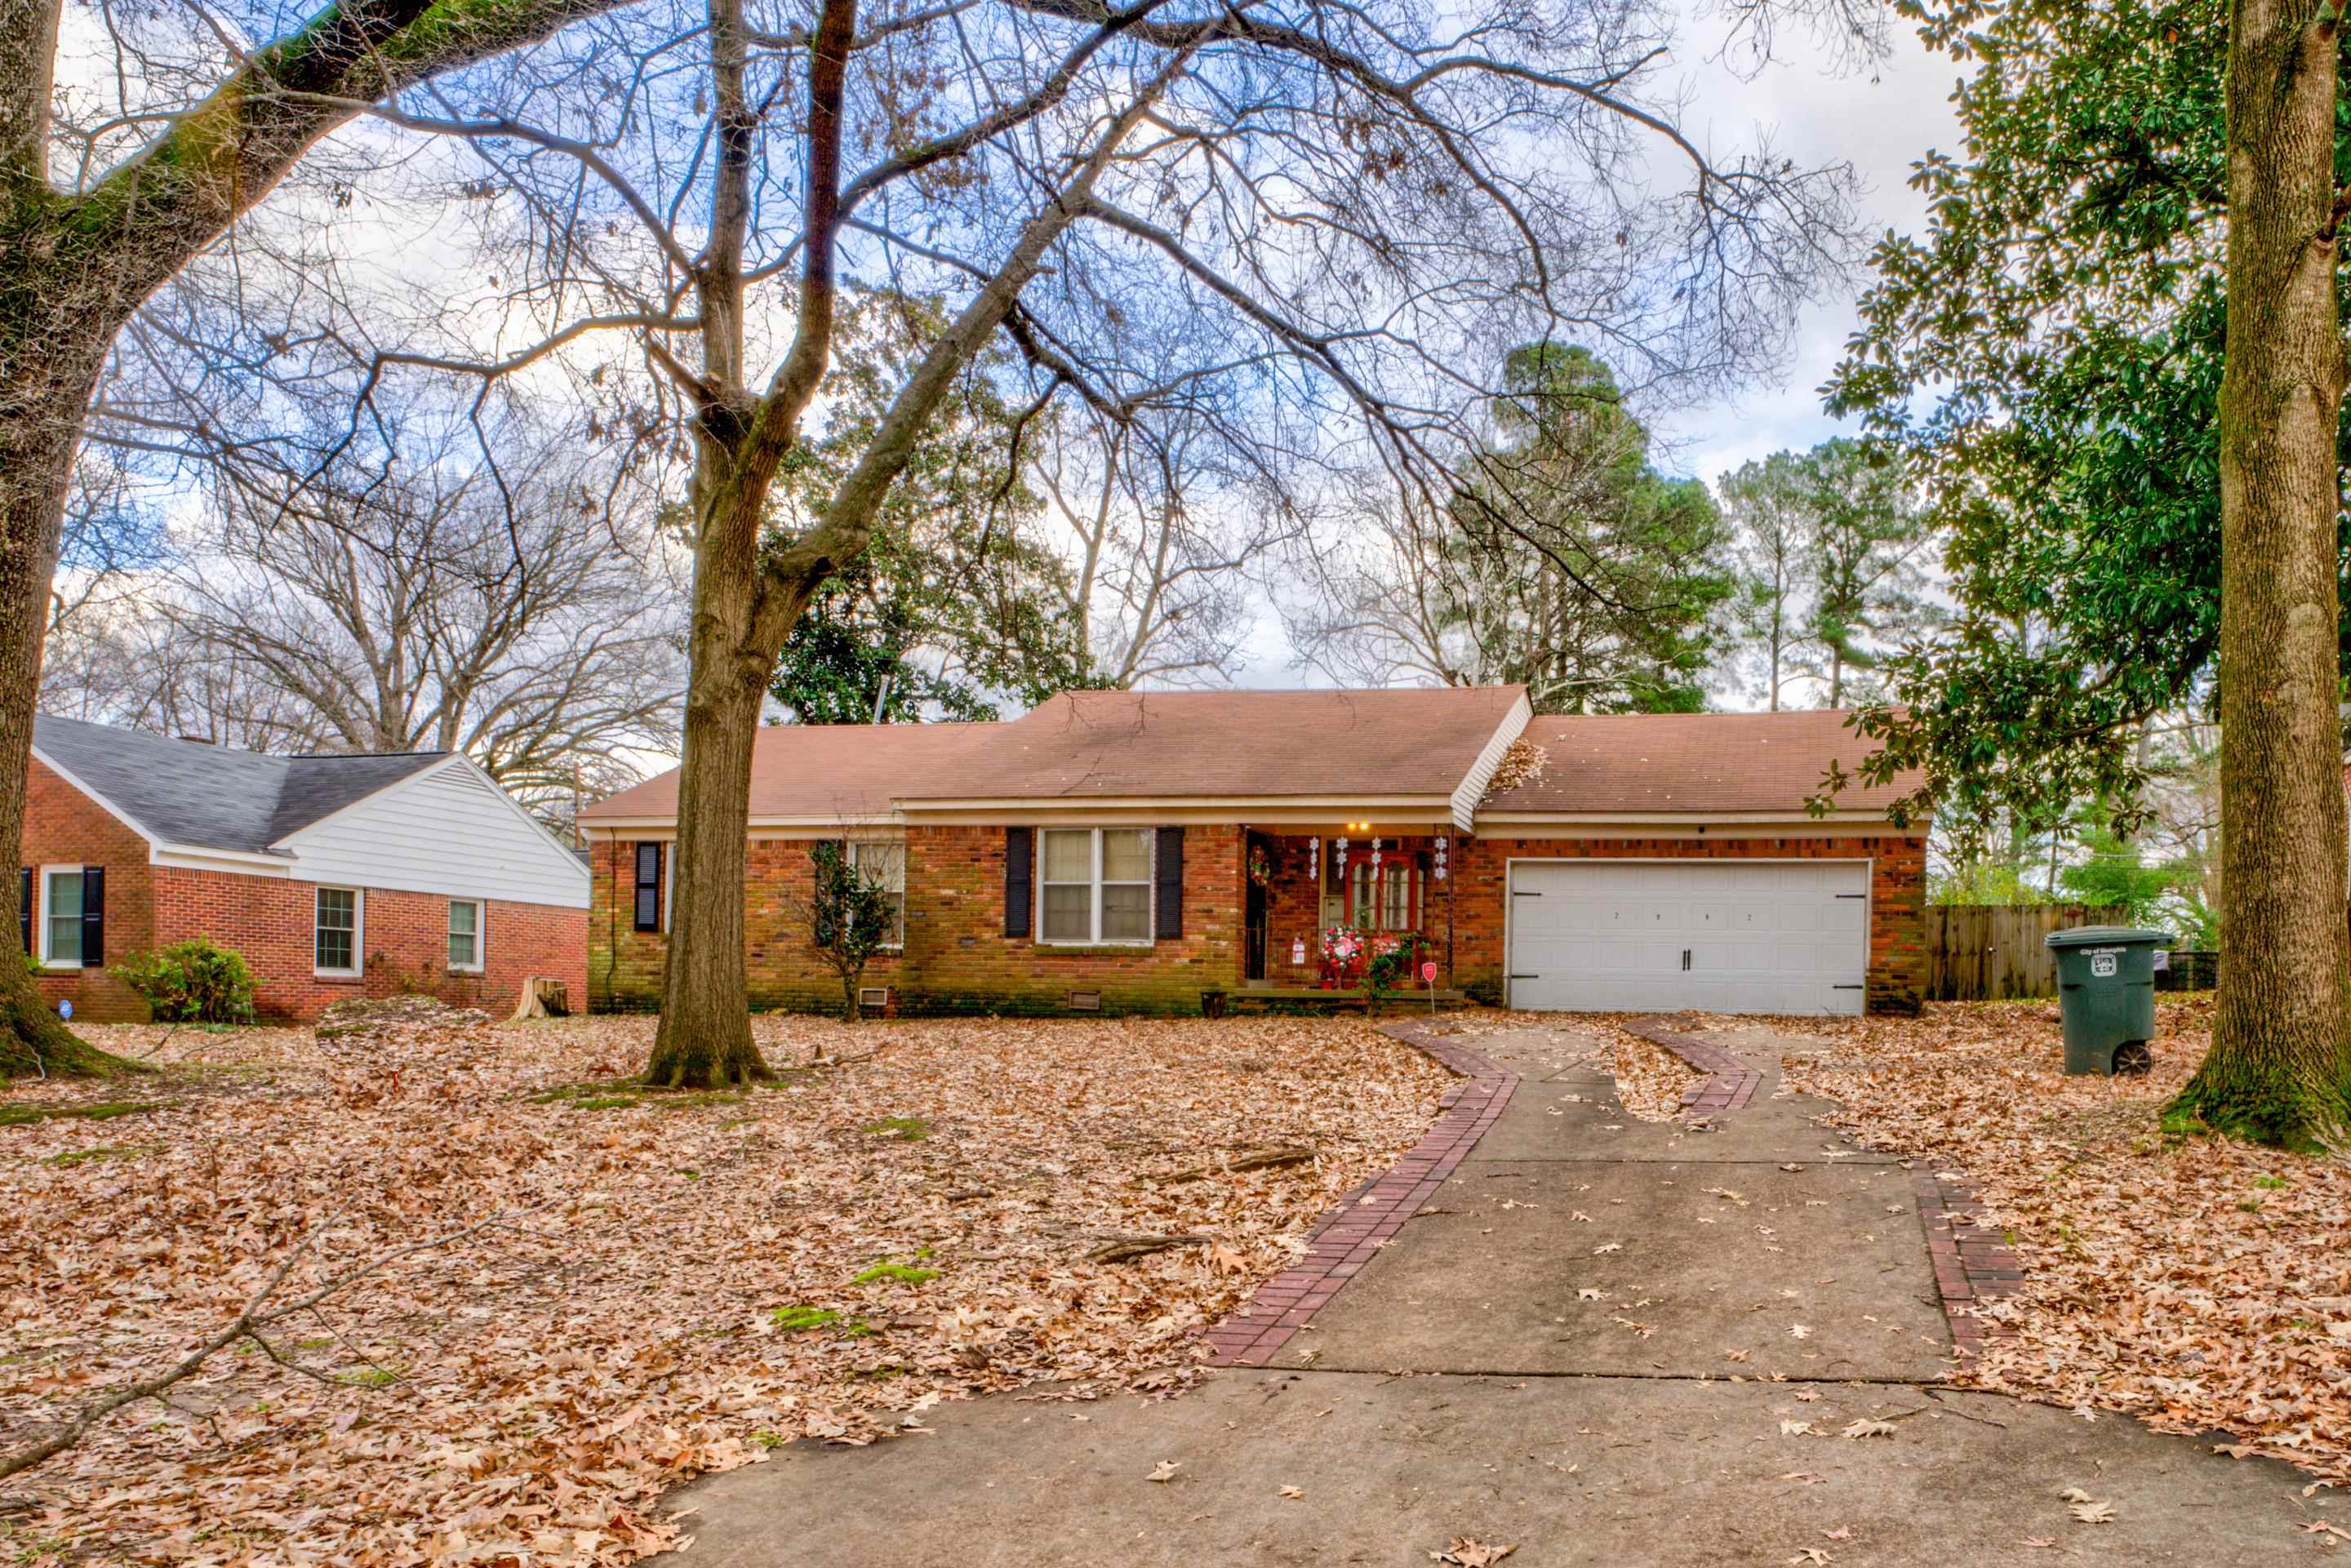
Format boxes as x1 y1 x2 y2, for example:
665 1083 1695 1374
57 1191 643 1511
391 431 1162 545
2111 1041 2153 1077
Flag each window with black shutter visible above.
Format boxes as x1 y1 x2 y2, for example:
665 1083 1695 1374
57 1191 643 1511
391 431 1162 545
80 865 104 966
633 842 664 933
1154 827 1184 940
1003 827 1033 938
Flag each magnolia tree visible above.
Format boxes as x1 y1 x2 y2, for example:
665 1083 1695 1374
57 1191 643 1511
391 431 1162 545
2 0 1877 1082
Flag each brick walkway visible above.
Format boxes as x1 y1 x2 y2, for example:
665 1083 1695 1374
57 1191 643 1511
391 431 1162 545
1201 1019 1516 1369
1620 1015 1765 1115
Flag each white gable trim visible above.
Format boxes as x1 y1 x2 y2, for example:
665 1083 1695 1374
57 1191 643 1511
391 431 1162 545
1451 691 1533 833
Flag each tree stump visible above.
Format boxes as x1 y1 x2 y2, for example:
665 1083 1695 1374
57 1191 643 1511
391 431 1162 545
512 978 571 1020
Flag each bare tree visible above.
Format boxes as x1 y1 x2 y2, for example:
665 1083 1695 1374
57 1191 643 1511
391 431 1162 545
1289 344 1736 713
1038 405 1300 687
174 410 682 812
0 0 654 1075
5 0 1877 1082
39 397 684 821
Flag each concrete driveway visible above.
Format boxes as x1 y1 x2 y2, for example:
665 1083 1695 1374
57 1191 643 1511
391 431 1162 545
657 1024 2320 1566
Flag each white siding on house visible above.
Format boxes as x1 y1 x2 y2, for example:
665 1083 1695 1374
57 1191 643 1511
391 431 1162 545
278 760 589 908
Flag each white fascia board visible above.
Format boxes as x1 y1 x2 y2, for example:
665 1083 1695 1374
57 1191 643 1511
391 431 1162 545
151 845 297 876
1471 811 1925 834
897 794 1447 814
1451 691 1534 833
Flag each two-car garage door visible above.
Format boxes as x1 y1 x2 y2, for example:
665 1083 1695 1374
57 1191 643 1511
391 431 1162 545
1507 860 1870 1016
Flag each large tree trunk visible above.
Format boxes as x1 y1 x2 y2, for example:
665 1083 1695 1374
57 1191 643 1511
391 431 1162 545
2173 0 2351 1148
0 295 138 1077
645 487 780 1087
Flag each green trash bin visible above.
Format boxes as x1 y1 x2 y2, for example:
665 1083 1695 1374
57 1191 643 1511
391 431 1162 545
2044 926 2167 1075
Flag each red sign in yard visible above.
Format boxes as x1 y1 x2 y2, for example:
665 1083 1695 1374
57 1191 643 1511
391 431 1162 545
1420 961 1438 984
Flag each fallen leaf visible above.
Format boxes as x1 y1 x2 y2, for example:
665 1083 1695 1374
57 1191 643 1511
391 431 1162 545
1146 1461 1180 1483
1842 1419 1896 1440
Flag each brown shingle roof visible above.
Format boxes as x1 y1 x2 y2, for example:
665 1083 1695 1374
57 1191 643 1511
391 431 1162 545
580 722 999 824
894 686 1528 802
1480 709 1921 818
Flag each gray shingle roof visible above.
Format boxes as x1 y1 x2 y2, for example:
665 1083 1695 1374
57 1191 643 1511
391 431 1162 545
33 714 449 855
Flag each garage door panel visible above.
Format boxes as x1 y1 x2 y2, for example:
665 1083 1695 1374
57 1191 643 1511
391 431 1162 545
1507 860 1869 1017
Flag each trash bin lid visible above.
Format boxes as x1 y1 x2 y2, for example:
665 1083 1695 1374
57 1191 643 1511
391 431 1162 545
2044 925 2171 949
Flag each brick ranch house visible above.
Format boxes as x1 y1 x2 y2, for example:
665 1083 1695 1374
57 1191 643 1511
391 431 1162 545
581 686 1927 1018
23 715 589 1022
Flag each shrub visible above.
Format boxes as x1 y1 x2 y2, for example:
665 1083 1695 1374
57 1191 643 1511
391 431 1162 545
111 936 258 1024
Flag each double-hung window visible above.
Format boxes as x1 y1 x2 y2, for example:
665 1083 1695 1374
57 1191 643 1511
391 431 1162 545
1351 860 1419 931
316 887 362 977
1038 828 1153 944
848 842 905 948
447 899 485 971
40 867 83 968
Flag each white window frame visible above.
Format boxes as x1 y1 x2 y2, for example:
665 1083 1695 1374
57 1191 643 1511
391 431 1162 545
447 898 487 973
38 864 83 971
314 886 364 978
1035 827 1155 948
847 840 906 950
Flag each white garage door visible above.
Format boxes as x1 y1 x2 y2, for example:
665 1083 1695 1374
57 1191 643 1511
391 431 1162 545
1507 860 1870 1015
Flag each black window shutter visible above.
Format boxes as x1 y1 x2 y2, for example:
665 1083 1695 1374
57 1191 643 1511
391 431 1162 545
81 866 104 966
17 868 29 953
633 842 664 932
814 839 843 946
1004 827 1032 938
1155 827 1184 940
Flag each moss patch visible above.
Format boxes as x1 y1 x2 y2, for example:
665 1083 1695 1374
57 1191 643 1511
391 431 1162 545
767 1305 873 1336
851 1262 940 1286
0 1099 165 1127
861 1116 929 1141
44 1143 154 1167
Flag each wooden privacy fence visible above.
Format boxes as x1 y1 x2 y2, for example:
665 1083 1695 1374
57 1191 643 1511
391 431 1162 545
1925 904 2129 1002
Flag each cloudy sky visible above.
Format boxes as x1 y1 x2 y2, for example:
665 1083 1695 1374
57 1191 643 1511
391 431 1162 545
1229 8 1968 688
1650 9 1965 486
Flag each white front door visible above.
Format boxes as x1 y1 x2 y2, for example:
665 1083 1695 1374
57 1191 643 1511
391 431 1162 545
1506 860 1870 1015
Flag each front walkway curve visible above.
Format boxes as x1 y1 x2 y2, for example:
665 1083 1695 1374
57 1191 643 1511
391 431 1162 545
658 1020 2317 1567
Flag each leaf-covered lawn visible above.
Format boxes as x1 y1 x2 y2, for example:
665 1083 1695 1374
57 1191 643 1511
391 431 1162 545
1767 998 2350 1494
0 1013 1447 1566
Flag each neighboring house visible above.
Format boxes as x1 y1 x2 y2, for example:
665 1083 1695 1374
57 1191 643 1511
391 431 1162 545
24 716 589 1022
580 687 1927 1019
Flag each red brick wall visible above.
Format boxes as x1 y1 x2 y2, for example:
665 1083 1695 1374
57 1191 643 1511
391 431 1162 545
586 837 908 1015
151 868 585 1022
1450 833 1928 1014
22 756 156 1023
901 824 1243 1015
590 827 1245 1017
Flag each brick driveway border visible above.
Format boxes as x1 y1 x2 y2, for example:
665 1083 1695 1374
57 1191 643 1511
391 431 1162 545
1913 1168 2022 1356
1201 1018 1517 1368
1621 1015 1765 1115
